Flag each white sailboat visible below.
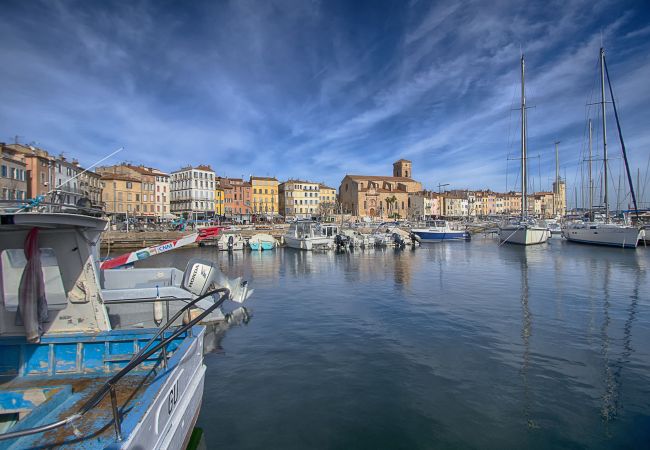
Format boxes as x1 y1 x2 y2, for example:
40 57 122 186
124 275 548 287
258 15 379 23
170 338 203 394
499 54 550 246
563 48 642 248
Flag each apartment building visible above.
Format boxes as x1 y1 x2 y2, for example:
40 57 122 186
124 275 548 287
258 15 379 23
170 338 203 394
279 179 321 219
151 169 171 218
250 176 279 216
170 165 215 219
0 144 28 201
100 173 142 216
217 177 251 221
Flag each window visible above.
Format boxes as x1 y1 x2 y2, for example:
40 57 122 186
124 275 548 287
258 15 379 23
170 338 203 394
135 194 140 201
127 193 132 201
126 182 132 189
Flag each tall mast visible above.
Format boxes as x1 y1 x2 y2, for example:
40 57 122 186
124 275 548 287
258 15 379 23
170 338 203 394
521 54 528 218
554 141 560 216
600 47 609 222
587 119 594 220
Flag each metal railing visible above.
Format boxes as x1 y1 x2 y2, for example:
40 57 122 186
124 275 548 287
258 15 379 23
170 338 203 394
0 287 230 443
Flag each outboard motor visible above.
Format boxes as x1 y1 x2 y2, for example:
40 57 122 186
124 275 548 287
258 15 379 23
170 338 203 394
182 258 253 304
409 232 419 248
227 235 234 251
334 234 350 251
392 232 406 249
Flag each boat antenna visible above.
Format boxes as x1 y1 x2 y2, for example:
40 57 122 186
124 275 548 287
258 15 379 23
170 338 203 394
51 146 124 192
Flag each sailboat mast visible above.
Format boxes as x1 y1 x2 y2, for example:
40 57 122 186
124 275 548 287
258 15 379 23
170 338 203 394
587 119 594 220
521 54 528 218
600 47 609 222
554 141 560 216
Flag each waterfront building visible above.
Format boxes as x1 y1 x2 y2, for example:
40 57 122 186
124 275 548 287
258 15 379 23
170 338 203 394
318 184 337 217
96 164 157 218
442 194 469 218
215 183 225 216
151 169 171 219
53 155 83 206
408 191 443 220
216 177 251 222
100 173 142 217
78 169 102 207
279 179 321 220
4 143 53 200
339 159 423 219
170 165 216 219
0 144 28 201
250 176 279 217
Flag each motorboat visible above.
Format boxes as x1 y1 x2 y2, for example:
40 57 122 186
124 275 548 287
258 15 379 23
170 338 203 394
283 221 333 250
248 233 277 251
0 208 246 448
372 223 418 249
340 229 375 249
217 233 245 251
411 220 471 242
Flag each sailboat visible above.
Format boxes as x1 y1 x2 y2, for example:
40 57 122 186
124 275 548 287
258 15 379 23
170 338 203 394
563 48 643 248
499 54 550 245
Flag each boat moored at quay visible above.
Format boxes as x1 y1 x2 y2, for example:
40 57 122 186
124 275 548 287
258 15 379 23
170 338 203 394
411 220 470 242
0 204 252 448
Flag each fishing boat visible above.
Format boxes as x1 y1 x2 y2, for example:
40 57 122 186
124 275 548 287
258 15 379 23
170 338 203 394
0 207 246 448
372 223 418 248
498 54 550 246
248 233 277 251
411 220 471 242
283 221 333 250
562 48 642 248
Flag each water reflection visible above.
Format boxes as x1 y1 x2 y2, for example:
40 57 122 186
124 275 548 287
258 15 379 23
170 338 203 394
518 250 536 429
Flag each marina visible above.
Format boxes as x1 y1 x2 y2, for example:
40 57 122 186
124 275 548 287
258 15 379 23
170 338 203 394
2 1 650 448
136 238 649 449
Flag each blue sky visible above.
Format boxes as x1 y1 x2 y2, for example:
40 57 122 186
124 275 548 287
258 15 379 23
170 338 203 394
1 0 649 206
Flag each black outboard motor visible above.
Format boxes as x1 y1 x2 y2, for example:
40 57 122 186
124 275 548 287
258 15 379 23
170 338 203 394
392 232 406 249
334 234 350 251
409 232 419 248
227 235 234 251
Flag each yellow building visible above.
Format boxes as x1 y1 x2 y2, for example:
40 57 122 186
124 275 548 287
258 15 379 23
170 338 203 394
279 179 321 219
250 176 279 216
100 173 143 216
215 185 225 216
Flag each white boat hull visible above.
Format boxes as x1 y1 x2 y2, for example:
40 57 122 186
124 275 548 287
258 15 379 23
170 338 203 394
563 225 641 248
284 235 332 250
499 225 550 245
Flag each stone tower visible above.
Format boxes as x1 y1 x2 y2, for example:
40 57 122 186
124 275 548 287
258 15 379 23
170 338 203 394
393 159 412 178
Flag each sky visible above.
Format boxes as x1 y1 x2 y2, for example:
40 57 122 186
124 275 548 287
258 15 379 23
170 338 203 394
1 0 649 207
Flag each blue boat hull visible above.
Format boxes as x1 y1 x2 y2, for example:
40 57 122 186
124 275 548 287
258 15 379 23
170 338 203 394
413 230 471 242
249 242 275 251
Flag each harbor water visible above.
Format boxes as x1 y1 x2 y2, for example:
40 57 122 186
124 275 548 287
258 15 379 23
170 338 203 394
134 237 649 449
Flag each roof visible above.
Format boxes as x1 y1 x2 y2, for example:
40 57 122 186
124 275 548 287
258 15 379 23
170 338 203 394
345 175 415 183
393 159 411 164
100 174 140 182
319 184 336 191
250 176 278 182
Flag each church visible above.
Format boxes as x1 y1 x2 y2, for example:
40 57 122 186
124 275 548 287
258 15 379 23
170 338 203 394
338 159 423 218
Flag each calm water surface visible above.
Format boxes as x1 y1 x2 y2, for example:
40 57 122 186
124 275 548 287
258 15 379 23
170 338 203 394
136 237 650 449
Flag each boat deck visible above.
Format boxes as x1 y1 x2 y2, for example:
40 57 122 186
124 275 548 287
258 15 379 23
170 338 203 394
0 369 158 449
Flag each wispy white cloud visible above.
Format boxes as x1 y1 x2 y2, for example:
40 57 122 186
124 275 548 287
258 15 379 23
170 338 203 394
0 0 649 206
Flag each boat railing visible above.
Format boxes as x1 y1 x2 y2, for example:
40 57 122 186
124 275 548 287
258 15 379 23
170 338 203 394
0 198 104 216
0 286 231 444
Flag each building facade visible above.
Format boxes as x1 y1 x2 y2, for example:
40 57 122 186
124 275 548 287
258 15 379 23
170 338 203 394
339 160 422 219
170 165 216 219
100 173 142 216
78 170 102 207
279 180 321 220
151 169 171 218
250 176 279 217
0 144 28 201
318 184 337 217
